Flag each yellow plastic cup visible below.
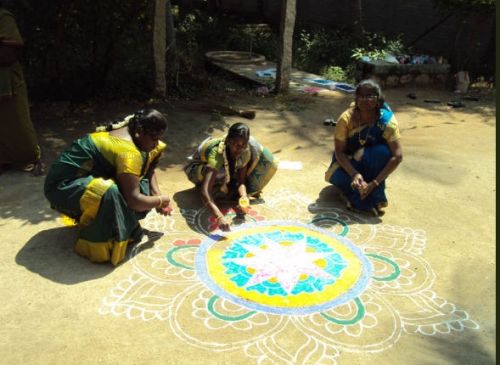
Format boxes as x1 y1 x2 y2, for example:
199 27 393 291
238 196 250 213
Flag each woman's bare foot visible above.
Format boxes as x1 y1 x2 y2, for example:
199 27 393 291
17 160 45 176
30 161 46 176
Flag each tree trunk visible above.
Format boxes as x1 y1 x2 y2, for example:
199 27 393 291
275 0 297 94
153 0 167 97
165 0 178 81
352 0 364 41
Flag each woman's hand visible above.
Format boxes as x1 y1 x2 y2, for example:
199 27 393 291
351 173 366 191
217 216 231 231
360 181 378 200
155 195 172 215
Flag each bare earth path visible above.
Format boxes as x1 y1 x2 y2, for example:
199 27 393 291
0 86 495 364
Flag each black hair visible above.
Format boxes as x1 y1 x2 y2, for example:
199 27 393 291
128 109 167 136
355 79 385 108
227 122 250 141
225 122 250 179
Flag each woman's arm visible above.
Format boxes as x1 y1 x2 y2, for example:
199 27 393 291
334 138 366 190
149 169 172 215
376 139 403 182
0 41 20 66
236 166 250 213
116 173 170 212
201 168 230 231
149 169 161 196
236 165 248 198
360 139 403 199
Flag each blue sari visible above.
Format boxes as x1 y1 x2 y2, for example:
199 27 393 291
325 103 400 213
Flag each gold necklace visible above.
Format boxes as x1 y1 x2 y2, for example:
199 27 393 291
356 111 375 146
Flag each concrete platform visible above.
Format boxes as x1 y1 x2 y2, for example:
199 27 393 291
208 56 354 93
357 60 451 88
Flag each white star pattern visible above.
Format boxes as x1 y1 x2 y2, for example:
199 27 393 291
228 237 334 293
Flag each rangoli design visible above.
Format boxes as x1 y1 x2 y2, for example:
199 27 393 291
100 189 479 364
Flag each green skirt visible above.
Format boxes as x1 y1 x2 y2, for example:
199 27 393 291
45 175 150 265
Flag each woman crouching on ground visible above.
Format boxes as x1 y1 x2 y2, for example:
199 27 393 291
324 79 403 216
184 122 278 231
44 109 172 265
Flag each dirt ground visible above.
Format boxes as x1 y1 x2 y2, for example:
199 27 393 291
0 83 495 365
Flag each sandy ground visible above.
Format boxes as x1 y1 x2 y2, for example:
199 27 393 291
0 85 495 365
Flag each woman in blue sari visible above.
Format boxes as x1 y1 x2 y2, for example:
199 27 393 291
325 79 403 216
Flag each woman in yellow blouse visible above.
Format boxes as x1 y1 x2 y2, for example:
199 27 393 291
325 80 403 216
44 109 172 265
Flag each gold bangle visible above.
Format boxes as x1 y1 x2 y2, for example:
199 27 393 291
373 179 379 186
157 196 163 208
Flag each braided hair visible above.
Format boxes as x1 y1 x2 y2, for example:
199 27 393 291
96 109 167 135
127 109 167 136
224 122 250 180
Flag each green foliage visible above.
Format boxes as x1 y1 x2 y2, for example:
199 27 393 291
11 2 492 101
433 0 495 13
10 0 153 100
292 27 405 82
225 24 279 62
293 27 354 74
351 33 405 60
320 65 356 84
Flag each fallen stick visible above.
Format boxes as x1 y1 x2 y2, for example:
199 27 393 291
176 100 256 119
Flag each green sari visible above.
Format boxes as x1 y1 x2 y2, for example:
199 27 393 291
44 131 166 265
0 8 41 165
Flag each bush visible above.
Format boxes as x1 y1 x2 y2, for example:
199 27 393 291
320 65 356 84
293 27 354 73
351 33 406 61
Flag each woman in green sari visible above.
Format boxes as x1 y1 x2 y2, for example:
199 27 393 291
184 122 278 231
0 2 43 174
44 109 172 265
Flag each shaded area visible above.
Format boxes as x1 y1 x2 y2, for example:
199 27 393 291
173 186 254 236
1 80 494 228
15 226 114 284
172 187 207 235
0 171 58 225
15 226 160 284
310 185 382 225
425 331 496 365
